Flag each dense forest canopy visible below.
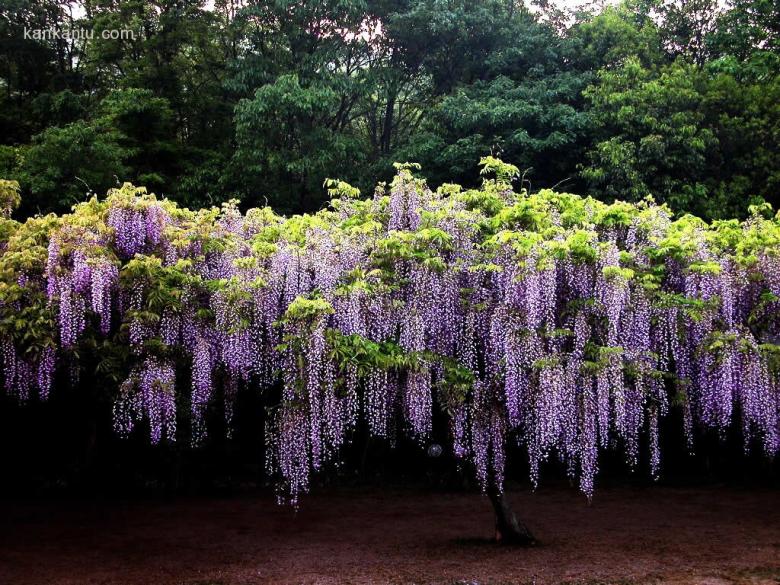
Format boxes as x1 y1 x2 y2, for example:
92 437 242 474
1 0 779 218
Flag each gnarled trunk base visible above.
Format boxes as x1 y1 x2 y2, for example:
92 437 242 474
488 489 537 546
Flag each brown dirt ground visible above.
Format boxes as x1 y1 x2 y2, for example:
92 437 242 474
1 485 779 585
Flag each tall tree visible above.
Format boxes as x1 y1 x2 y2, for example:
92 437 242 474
0 0 85 143
657 0 722 66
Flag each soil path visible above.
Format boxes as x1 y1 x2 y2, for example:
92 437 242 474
1 486 779 584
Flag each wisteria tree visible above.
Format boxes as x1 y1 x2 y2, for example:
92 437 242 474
1 159 778 544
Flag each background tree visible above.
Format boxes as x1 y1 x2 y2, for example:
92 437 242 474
0 0 778 218
581 58 717 214
234 74 368 212
17 120 129 212
657 0 721 66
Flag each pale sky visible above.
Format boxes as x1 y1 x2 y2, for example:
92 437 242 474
69 0 622 22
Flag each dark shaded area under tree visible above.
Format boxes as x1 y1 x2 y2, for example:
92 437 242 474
1 485 779 584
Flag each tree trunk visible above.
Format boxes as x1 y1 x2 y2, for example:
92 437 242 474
488 488 537 546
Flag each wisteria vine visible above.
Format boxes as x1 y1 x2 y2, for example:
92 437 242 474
1 163 779 504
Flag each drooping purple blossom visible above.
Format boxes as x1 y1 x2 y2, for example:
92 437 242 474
113 357 177 444
3 168 779 507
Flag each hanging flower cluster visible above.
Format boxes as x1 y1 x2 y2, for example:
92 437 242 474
114 357 177 444
1 167 779 504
